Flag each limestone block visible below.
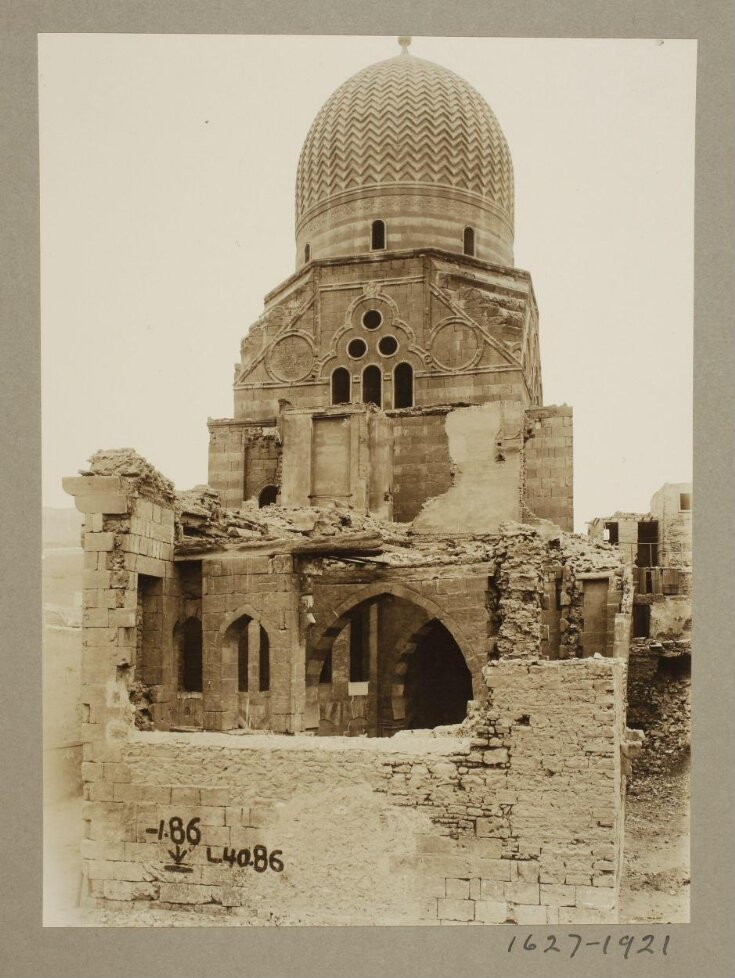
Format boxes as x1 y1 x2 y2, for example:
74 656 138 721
474 900 507 923
84 532 116 552
479 879 505 901
445 878 470 900
558 906 616 924
505 881 540 905
539 883 576 906
85 859 117 880
158 883 223 905
513 904 547 924
483 749 509 766
170 787 201 806
516 860 540 882
575 885 616 911
437 898 475 921
200 787 231 806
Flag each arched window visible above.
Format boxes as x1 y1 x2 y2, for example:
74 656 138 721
394 362 414 409
180 617 202 693
463 226 475 257
349 611 367 683
371 219 386 251
258 485 278 508
259 626 270 692
304 243 311 263
238 626 249 692
331 367 351 405
362 365 382 408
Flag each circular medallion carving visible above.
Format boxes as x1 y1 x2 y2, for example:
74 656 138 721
266 333 315 382
430 321 481 371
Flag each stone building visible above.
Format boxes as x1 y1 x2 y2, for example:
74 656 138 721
589 482 692 644
589 483 692 778
63 41 641 924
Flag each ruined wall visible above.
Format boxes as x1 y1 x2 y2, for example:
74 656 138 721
65 454 631 924
207 421 248 510
279 406 392 519
414 402 525 534
650 596 692 642
556 536 632 661
650 483 692 595
523 406 574 532
626 639 691 779
208 421 280 510
391 411 453 522
78 657 628 925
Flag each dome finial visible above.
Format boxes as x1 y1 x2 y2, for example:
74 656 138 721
397 36 412 55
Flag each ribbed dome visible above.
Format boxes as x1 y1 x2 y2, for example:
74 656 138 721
295 53 514 229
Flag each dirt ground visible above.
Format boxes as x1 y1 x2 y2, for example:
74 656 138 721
44 760 690 927
619 757 690 923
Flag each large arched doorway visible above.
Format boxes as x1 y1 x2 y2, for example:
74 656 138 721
402 621 472 729
306 590 476 737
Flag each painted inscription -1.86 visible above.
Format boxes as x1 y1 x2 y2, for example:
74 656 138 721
145 814 285 874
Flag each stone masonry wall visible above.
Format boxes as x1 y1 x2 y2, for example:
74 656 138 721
200 553 301 733
78 657 627 925
524 406 574 532
391 411 453 523
208 420 281 510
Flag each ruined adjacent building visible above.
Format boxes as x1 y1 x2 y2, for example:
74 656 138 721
589 483 692 777
63 41 642 925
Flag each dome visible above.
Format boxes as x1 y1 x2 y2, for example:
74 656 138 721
294 48 515 267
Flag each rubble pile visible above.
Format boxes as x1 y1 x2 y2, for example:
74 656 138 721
84 448 176 503
174 484 394 555
627 639 691 779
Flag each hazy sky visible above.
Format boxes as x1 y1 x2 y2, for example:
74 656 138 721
39 34 696 529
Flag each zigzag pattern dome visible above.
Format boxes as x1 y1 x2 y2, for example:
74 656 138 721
295 53 515 227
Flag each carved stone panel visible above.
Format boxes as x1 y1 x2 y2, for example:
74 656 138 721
266 333 315 383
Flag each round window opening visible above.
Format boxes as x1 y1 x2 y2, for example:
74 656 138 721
378 335 398 356
347 338 367 359
362 309 383 330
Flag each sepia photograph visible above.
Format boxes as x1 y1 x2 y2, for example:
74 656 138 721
38 32 695 929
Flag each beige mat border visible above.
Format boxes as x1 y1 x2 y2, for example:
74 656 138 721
1 1 733 976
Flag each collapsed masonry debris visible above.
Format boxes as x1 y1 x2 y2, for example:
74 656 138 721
627 639 691 780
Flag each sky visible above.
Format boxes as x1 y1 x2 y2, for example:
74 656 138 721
39 34 696 530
